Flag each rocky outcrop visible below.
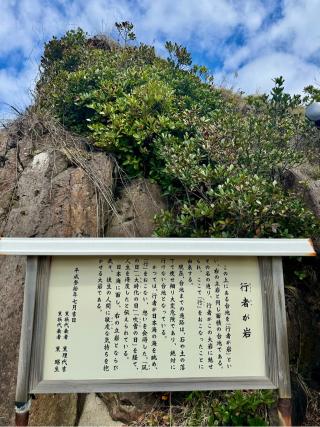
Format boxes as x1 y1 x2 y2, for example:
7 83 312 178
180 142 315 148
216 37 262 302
0 120 166 426
78 394 122 426
1 149 114 237
98 392 156 424
284 164 320 425
29 395 78 426
0 136 114 424
285 165 320 218
2 114 320 426
107 178 166 237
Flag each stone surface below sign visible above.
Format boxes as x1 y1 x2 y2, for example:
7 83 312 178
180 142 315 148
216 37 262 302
35 255 266 386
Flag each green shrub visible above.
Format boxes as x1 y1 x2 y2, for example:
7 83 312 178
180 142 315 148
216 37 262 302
155 173 317 238
183 390 275 426
35 27 320 240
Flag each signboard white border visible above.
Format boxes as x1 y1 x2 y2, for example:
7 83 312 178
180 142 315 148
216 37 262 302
6 237 314 427
26 256 280 393
8 238 313 403
0 237 315 256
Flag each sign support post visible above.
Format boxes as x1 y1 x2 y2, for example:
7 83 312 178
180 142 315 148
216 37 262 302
272 257 292 427
15 257 38 426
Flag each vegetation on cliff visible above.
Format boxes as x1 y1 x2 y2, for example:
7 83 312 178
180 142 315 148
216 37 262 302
36 25 320 241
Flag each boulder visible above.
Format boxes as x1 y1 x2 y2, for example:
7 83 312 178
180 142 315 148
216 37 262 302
78 393 122 426
1 151 114 237
29 395 77 426
107 178 166 237
0 130 115 425
285 166 320 218
98 392 155 424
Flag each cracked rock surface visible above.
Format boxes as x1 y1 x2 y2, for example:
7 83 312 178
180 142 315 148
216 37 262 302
107 178 166 237
0 126 164 426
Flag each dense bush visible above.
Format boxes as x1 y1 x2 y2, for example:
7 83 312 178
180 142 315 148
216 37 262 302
36 27 319 240
36 28 320 238
183 390 275 426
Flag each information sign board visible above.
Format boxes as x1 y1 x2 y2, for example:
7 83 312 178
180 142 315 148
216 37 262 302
32 255 268 392
0 238 315 411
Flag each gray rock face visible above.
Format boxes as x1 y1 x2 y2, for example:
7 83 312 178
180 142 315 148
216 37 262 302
0 131 114 425
99 392 156 424
107 178 166 237
1 150 114 237
0 255 26 426
29 394 78 426
0 125 166 425
286 166 320 218
78 394 122 426
284 165 320 424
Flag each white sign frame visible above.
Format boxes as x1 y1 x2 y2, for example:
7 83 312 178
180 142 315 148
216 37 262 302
1 238 314 404
28 256 277 394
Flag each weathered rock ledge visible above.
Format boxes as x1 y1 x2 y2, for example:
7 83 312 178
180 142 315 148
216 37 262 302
0 122 165 426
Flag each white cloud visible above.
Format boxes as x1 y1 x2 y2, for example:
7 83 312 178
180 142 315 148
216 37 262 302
135 0 238 43
0 0 133 118
0 0 320 119
220 52 320 95
220 0 320 93
0 61 39 122
268 0 320 59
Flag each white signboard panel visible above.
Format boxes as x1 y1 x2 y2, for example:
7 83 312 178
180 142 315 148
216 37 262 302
42 256 266 383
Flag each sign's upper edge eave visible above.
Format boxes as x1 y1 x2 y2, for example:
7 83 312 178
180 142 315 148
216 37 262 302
0 237 316 256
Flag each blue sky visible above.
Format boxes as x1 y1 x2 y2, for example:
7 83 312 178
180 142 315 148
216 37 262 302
1 0 320 120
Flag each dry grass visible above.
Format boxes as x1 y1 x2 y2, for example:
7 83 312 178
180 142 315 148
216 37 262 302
303 389 320 426
0 108 132 236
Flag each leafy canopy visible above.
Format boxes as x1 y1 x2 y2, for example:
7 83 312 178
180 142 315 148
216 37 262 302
36 25 320 240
